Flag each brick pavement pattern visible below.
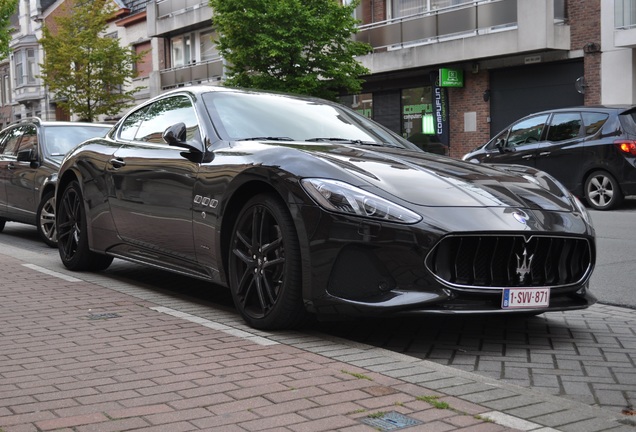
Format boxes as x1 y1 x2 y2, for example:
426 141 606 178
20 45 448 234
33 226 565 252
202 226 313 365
1 237 634 432
0 253 517 432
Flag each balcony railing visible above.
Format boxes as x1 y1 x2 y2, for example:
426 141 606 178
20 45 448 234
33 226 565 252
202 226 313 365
355 0 565 50
156 0 207 18
159 59 224 89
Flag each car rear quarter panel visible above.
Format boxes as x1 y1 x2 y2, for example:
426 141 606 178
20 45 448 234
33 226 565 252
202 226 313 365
57 139 121 251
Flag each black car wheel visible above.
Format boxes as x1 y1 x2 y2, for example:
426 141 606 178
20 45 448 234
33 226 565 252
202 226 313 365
0 218 5 232
584 170 624 210
57 180 113 271
37 190 57 247
228 194 306 330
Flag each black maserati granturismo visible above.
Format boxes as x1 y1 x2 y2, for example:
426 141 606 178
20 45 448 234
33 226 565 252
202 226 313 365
55 86 596 330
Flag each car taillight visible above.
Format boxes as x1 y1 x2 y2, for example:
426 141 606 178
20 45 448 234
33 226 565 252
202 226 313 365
615 140 636 156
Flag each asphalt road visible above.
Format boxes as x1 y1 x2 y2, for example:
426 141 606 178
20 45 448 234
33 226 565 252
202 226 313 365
588 197 636 309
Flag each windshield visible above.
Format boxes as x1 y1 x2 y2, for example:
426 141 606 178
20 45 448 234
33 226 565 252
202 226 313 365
202 91 418 150
44 125 111 157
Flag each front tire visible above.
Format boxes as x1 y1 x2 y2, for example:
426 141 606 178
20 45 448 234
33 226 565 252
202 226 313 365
37 190 57 247
584 170 623 210
228 194 307 330
57 180 113 271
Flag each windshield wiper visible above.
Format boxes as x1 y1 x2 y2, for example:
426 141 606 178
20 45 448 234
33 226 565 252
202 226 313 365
306 138 399 147
236 136 295 141
306 137 374 144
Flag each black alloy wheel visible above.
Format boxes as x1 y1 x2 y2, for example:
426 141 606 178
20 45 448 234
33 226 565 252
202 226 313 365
57 180 113 271
37 190 57 247
228 194 306 330
584 170 624 210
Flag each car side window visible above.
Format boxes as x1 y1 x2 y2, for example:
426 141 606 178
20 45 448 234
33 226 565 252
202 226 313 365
0 128 11 154
119 106 148 141
506 114 549 148
134 95 200 144
546 113 582 142
1 126 26 156
582 112 609 136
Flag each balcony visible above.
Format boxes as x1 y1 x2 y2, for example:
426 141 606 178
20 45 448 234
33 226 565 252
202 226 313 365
159 59 224 90
147 0 212 37
354 0 569 74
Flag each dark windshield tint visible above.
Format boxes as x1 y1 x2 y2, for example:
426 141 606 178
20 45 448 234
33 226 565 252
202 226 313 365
202 91 418 150
44 125 110 156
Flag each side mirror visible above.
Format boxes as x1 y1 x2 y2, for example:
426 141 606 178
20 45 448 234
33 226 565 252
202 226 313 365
162 122 212 163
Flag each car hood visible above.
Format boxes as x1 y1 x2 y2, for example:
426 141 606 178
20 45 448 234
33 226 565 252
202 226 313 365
300 145 575 211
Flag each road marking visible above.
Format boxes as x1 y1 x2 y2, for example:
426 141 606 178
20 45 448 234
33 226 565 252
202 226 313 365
22 264 82 282
150 306 279 346
480 411 554 431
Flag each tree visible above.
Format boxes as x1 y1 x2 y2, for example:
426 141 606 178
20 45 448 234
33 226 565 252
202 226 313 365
208 0 371 101
0 0 17 59
39 0 143 121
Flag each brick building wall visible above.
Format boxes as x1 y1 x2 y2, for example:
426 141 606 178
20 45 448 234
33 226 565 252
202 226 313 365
447 71 490 159
569 0 601 105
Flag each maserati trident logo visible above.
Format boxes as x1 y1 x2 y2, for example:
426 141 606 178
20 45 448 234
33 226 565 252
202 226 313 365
512 209 529 224
515 248 534 284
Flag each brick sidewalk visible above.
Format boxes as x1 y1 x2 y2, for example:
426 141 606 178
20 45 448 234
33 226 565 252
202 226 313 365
0 253 521 432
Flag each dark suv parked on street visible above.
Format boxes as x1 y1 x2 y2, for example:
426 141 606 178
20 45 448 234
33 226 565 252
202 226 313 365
462 106 636 210
0 118 111 246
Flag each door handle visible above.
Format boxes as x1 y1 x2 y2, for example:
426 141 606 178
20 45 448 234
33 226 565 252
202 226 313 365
109 158 126 168
539 152 551 157
521 154 533 160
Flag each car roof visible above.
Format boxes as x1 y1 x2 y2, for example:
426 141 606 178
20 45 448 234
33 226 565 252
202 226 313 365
532 105 636 115
6 118 112 128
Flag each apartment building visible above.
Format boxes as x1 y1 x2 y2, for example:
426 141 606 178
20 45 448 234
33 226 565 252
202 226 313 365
1 0 634 159
1 0 152 127
141 0 636 158
345 0 635 157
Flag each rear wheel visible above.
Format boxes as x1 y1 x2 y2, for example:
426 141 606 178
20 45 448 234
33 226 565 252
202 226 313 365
37 190 57 247
228 194 307 330
57 180 113 271
584 170 623 210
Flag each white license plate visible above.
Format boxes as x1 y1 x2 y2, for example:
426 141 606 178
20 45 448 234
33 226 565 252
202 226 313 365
502 287 550 309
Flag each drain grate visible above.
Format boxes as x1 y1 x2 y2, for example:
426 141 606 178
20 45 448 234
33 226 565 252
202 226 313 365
88 312 121 320
361 411 422 431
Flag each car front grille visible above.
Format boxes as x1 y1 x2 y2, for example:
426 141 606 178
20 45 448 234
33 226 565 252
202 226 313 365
427 235 592 289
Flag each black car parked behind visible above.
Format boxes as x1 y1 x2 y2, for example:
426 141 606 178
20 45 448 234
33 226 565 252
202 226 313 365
0 118 112 246
462 106 636 210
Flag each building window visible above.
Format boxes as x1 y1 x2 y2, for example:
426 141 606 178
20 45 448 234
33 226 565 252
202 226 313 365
1 74 7 104
133 41 152 78
199 30 220 62
169 30 222 69
391 0 476 19
13 48 38 87
171 34 193 67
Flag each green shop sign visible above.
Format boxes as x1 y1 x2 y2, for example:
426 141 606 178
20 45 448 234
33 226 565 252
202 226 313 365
439 68 464 87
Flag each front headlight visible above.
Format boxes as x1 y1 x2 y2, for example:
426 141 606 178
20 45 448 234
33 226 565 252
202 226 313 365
301 178 422 224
